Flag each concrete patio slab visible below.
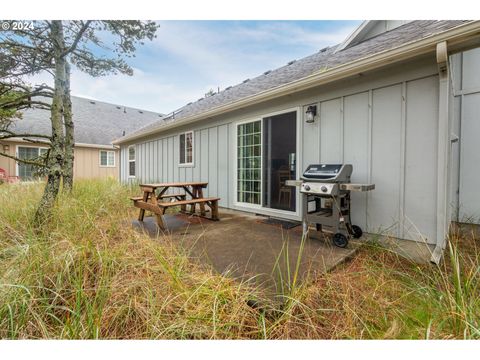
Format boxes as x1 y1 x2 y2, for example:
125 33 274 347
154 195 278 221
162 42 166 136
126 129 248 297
132 209 361 297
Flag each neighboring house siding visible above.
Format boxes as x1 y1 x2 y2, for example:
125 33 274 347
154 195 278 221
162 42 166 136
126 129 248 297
0 141 119 180
73 147 119 179
0 140 18 176
121 56 443 244
451 47 480 224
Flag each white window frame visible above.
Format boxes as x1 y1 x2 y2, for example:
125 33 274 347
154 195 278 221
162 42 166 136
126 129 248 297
128 145 136 178
15 145 48 179
179 131 194 167
99 150 116 168
234 119 263 209
233 107 301 219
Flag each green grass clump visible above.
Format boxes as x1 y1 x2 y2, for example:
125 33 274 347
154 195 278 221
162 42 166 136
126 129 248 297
0 179 479 339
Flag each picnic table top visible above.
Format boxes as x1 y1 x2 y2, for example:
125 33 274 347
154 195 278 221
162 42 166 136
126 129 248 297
140 182 209 189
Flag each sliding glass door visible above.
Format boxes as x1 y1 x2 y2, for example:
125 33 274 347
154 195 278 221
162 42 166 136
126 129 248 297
236 110 297 213
262 111 296 212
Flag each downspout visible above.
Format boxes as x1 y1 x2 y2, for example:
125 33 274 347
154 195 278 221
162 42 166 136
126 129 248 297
431 41 450 264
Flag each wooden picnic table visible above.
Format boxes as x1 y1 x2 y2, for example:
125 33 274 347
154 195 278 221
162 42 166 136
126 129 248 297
131 181 220 230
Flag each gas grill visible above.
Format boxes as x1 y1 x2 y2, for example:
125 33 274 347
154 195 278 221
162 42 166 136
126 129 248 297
287 164 375 248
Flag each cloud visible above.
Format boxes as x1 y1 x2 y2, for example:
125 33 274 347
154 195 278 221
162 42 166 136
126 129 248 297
24 21 360 114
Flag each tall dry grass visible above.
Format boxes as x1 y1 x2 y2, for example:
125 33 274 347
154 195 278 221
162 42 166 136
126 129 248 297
0 179 478 339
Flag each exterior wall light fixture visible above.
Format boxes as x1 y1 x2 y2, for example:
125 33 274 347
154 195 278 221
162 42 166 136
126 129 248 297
305 105 317 123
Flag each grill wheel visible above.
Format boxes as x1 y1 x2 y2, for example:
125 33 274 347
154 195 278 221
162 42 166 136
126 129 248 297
332 233 348 248
351 225 363 239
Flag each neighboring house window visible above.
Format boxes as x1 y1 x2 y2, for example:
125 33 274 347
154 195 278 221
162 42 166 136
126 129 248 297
128 146 136 177
179 131 194 165
17 146 47 180
100 150 115 167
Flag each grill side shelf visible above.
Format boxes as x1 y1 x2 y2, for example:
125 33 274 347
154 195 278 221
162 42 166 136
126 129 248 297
285 180 303 187
339 183 375 192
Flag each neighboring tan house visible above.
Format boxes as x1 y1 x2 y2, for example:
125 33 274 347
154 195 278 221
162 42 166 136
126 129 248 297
113 20 480 262
0 96 163 180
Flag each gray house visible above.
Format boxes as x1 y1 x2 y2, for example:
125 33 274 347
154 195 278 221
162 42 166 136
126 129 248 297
113 20 480 262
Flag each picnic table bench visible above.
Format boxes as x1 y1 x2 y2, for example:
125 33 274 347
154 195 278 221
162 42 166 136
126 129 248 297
130 181 220 230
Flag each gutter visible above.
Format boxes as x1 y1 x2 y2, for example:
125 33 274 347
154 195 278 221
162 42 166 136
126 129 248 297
2 138 118 150
113 20 480 145
75 143 119 150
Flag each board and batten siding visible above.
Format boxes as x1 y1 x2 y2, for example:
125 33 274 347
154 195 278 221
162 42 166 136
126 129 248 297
121 124 231 207
121 57 442 244
301 76 439 244
450 46 480 224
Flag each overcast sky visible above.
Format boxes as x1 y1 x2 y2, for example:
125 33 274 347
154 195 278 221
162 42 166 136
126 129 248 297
30 20 361 114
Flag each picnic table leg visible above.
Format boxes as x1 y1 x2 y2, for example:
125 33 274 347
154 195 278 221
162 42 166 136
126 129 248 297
155 207 167 230
211 200 219 220
138 191 150 221
189 187 197 214
197 187 206 216
177 195 187 212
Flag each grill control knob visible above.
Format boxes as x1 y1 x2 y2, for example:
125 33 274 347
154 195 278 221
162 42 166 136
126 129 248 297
304 184 311 191
321 185 328 192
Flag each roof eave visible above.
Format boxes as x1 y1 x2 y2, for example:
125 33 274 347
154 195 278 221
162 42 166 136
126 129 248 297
2 137 118 149
113 20 480 145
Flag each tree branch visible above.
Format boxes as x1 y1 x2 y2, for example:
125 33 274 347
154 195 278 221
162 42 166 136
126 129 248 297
0 130 52 140
62 20 92 57
0 151 47 167
21 138 51 145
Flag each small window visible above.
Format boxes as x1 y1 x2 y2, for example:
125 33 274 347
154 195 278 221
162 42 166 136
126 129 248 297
128 146 135 177
179 131 194 165
100 150 115 167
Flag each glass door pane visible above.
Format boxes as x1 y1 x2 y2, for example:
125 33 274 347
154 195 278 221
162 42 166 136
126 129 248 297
237 120 262 205
262 111 296 212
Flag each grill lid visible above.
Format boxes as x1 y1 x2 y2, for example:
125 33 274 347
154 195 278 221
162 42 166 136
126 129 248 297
302 164 352 182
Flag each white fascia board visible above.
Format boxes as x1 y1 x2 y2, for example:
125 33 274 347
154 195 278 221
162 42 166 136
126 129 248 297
2 137 118 150
335 20 374 53
75 143 118 150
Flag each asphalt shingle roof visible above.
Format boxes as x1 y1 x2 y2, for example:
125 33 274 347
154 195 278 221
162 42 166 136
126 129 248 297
10 96 163 145
123 20 469 140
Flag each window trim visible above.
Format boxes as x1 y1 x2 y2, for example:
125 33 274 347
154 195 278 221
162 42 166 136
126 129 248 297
128 145 136 178
235 119 263 208
178 131 194 167
99 150 116 168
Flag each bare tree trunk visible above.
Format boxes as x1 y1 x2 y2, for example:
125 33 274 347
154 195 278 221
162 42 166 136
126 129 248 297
63 61 74 191
34 20 66 225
